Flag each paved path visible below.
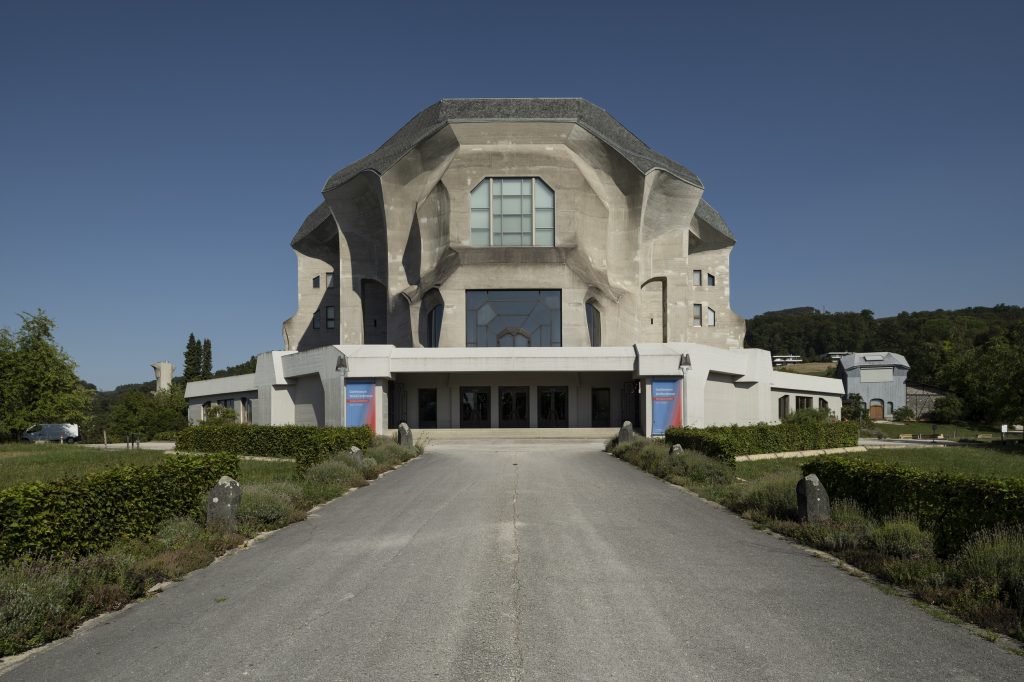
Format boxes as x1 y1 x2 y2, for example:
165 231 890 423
5 439 1022 681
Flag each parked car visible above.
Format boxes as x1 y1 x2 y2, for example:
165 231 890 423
21 423 81 443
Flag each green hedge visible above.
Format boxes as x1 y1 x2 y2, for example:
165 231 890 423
0 453 238 562
176 424 375 470
803 456 1024 554
664 422 858 463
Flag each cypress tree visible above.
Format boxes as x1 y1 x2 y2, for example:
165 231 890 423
201 338 212 379
183 333 200 382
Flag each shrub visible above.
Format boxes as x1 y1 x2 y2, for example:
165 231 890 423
949 526 1024 614
664 421 858 463
868 515 934 558
667 449 734 485
366 438 416 466
176 424 374 469
0 453 238 562
237 485 295 531
782 407 832 426
892 406 916 422
803 456 1024 555
302 460 364 489
730 473 799 521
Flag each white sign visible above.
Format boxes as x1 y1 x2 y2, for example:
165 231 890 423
1002 424 1008 433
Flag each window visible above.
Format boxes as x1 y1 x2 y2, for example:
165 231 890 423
326 306 336 329
466 290 561 347
585 300 601 347
327 272 335 288
819 398 828 411
778 395 790 419
796 396 813 411
312 275 321 289
692 270 702 286
470 177 554 246
708 307 716 327
707 273 716 286
426 304 443 347
313 309 321 329
693 303 703 327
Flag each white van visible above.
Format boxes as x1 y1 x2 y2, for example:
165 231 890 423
21 423 81 443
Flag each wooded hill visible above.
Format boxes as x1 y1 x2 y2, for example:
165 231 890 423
745 305 1024 423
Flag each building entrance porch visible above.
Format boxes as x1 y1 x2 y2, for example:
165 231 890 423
388 371 635 430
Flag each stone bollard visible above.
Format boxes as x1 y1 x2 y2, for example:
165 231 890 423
618 421 634 445
797 474 831 523
397 422 414 449
349 445 364 464
670 443 683 456
206 476 241 532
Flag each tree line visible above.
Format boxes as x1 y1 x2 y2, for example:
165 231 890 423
745 305 1024 424
0 310 256 442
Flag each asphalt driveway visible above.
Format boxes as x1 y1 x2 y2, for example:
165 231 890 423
3 438 1021 681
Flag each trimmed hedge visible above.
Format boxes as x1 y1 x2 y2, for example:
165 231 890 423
176 424 374 470
803 456 1024 555
0 453 238 562
664 422 858 463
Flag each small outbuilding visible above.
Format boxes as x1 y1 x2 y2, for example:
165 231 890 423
835 352 909 420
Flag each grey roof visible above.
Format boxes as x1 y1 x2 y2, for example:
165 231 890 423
295 99 736 246
839 352 910 371
323 98 703 192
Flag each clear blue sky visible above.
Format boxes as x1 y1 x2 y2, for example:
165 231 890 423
2 1 1022 390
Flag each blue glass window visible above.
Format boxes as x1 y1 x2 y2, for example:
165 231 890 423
466 290 561 347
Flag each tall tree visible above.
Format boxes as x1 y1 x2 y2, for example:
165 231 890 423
201 338 212 380
0 310 93 439
183 333 201 382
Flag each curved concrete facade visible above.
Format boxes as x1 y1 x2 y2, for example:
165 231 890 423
283 99 743 353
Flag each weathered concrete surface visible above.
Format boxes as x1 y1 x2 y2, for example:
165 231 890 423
4 439 1021 681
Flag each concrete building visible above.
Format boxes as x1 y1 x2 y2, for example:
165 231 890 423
185 98 843 434
835 352 910 420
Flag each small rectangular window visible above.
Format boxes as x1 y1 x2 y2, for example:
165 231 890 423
327 272 335 288
797 396 813 410
692 270 702 286
707 273 716 286
313 309 321 329
326 306 336 329
708 307 716 326
693 303 703 327
312 275 321 289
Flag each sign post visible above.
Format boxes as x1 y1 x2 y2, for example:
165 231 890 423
650 378 683 436
346 381 376 431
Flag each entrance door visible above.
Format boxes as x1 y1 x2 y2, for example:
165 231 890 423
538 386 568 428
418 388 437 428
591 387 611 427
460 387 490 428
869 399 884 420
499 386 529 428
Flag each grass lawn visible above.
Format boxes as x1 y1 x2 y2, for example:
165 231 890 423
868 421 1015 441
738 447 1024 481
0 443 169 489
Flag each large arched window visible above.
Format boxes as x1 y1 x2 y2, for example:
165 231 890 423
470 177 554 246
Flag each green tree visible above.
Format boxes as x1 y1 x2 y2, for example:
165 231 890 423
201 338 212 380
183 333 201 382
0 310 93 440
841 393 867 422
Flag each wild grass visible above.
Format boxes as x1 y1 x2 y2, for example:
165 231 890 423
611 437 1024 641
0 444 169 489
0 435 421 657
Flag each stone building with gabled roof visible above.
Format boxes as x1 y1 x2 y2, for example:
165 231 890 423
186 98 843 434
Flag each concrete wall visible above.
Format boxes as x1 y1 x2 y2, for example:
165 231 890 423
287 120 745 352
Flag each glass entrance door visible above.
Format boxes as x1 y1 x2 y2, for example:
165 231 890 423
538 386 568 428
591 387 611 427
499 386 529 428
460 387 490 428
418 388 437 428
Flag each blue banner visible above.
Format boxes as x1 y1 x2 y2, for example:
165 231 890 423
651 379 682 436
345 380 376 428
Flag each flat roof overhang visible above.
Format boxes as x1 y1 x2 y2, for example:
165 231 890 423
387 346 636 375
